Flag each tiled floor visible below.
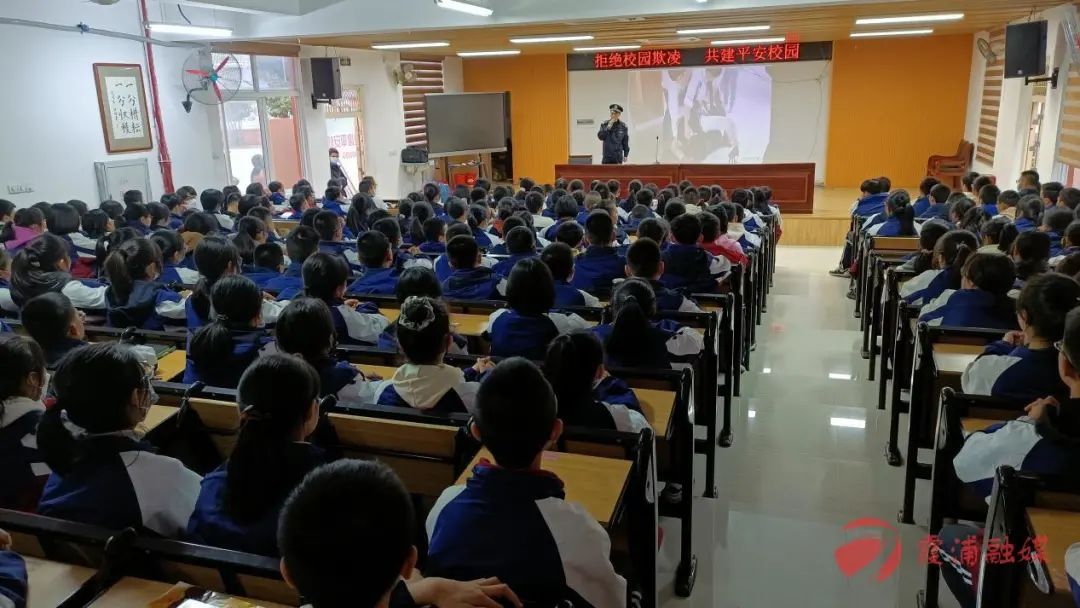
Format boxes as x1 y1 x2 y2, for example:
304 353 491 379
657 246 957 608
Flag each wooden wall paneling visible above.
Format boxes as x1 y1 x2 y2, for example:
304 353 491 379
678 163 816 214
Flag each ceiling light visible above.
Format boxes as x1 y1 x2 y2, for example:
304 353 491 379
830 417 866 429
147 23 232 37
711 37 785 46
677 24 770 35
457 50 521 57
434 0 493 17
828 372 852 380
371 41 450 50
747 409 756 418
573 44 642 52
850 29 933 38
510 34 594 44
855 13 963 25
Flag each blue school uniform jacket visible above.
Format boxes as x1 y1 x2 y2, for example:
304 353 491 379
265 262 305 300
553 280 600 308
315 359 371 404
917 203 951 221
186 443 328 556
347 266 400 296
592 319 704 369
0 398 47 512
161 262 199 285
486 308 591 361
961 342 1065 402
369 364 482 414
491 252 538 277
981 203 999 217
106 281 187 330
168 214 185 230
594 375 641 411
241 266 282 289
913 196 931 217
918 289 1018 331
900 268 951 307
1049 231 1064 257
38 434 202 537
183 329 275 388
659 244 727 293
646 279 700 312
319 240 359 270
321 200 348 217
571 246 626 293
1015 217 1037 233
418 241 446 255
427 464 626 607
441 267 506 301
269 192 286 205
869 217 914 238
321 299 388 346
0 279 16 317
126 221 152 237
853 193 888 217
543 218 575 242
471 228 503 250
0 551 26 608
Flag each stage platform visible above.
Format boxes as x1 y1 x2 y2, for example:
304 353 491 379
780 187 858 247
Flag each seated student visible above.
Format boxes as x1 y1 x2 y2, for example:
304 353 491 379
418 216 447 254
426 357 626 606
21 293 87 368
371 296 492 414
961 171 980 198
45 203 95 279
727 203 762 251
1012 231 1052 287
346 230 400 296
444 197 469 229
433 223 481 281
371 216 433 273
663 200 687 224
185 276 274 388
638 216 670 251
10 234 108 310
896 220 951 275
186 354 332 556
440 235 507 301
265 226 319 301
244 243 285 288
1058 186 1080 211
486 258 590 360
320 186 349 217
543 195 581 242
916 184 954 222
247 206 284 245
403 202 434 247
0 208 45 254
900 230 978 306
571 211 627 293
995 188 1021 220
303 253 389 345
576 191 602 225
200 189 234 231
99 199 125 226
918 253 1019 330
527 190 555 232
867 190 919 237
699 208 749 266
554 220 586 253
977 184 1001 217
660 213 729 292
466 204 503 250
38 343 202 536
912 177 940 216
945 193 975 228
0 335 49 512
147 202 172 231
1051 221 1080 268
626 238 702 312
0 249 14 316
232 216 268 268
376 267 469 355
961 273 1078 402
1015 194 1044 232
544 330 646 432
1043 181 1065 208
491 226 539 276
266 181 286 206
540 242 600 308
103 238 186 330
279 190 311 220
593 278 704 369
277 298 374 403
850 178 889 217
1041 207 1074 257
151 230 198 285
313 210 355 268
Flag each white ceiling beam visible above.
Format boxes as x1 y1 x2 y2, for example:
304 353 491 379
174 0 301 16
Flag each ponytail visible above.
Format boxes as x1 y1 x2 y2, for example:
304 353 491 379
543 331 603 423
0 208 45 244
190 237 241 322
606 278 657 367
95 227 138 275
10 233 72 307
998 223 1020 254
935 230 979 289
104 238 162 305
189 275 262 373
409 202 433 244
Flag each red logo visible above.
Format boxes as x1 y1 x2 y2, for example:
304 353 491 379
834 518 902 581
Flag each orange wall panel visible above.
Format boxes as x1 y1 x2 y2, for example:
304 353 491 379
826 34 973 188
462 54 568 184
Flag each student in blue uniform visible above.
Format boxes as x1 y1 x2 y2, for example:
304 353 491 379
919 253 1019 330
467 204 502 250
160 193 186 230
345 230 399 296
265 226 320 300
151 230 199 285
1043 207 1074 257
244 243 284 288
962 273 1079 401
440 235 506 301
232 216 269 269
370 217 433 274
659 213 729 293
540 242 600 307
201 188 235 231
912 177 940 216
900 230 979 307
403 202 434 247
592 278 704 369
917 183 953 221
554 220 586 253
626 238 702 312
122 202 153 237
867 190 919 237
370 296 492 414
45 203 96 279
321 186 349 218
186 236 239 329
0 250 15 317
426 357 626 607
486 258 590 361
572 211 626 293
37 343 202 537
313 210 357 270
1011 230 1051 288
977 184 1000 217
543 331 646 433
375 267 469 355
277 298 372 404
0 537 27 608
1015 194 1044 233
187 354 331 556
433 223 470 282
185 276 275 388
302 253 389 345
637 217 670 251
543 195 581 242
9 234 108 311
1052 221 1080 268
267 181 286 207
0 335 49 512
103 238 187 330
418 217 447 255
20 293 87 369
491 226 539 276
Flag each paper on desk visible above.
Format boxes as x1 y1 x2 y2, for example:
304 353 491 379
149 582 268 608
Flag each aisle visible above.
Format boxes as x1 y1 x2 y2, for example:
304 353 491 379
659 247 949 608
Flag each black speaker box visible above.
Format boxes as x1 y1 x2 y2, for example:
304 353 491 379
1004 21 1048 78
311 57 342 100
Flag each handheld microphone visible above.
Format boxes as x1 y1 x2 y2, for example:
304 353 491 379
654 136 660 164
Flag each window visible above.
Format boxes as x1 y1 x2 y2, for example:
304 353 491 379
975 29 1005 167
1055 66 1080 186
400 56 445 149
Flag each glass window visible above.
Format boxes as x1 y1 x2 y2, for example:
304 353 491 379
255 56 296 91
223 100 264 185
212 53 253 91
264 96 303 188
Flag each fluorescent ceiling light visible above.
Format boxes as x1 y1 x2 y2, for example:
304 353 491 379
371 41 450 50
830 417 866 429
747 409 756 419
855 13 963 25
762 367 772 374
147 22 232 37
711 37 785 46
434 0 492 17
850 29 933 38
510 34 594 44
678 24 770 35
828 372 852 380
574 44 641 52
457 50 521 57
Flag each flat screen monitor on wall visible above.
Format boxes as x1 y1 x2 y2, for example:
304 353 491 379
424 92 510 157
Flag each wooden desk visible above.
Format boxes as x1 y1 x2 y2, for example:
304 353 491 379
634 388 675 436
961 418 1003 434
457 449 631 526
155 350 186 383
933 343 984 377
139 405 179 433
379 308 491 337
25 556 94 608
356 364 398 379
90 578 292 607
1026 508 1080 595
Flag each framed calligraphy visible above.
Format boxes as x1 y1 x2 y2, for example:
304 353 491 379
93 63 153 153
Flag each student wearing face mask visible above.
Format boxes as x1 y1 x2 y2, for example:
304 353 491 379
329 148 350 195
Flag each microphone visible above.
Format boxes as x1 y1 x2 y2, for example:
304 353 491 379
654 135 660 164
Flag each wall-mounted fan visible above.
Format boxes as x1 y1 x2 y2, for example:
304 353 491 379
393 63 419 86
977 38 998 63
181 51 243 113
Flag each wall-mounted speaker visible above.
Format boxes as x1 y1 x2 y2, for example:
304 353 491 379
1004 21 1047 79
310 57 342 100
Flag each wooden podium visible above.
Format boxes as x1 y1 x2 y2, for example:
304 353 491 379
554 162 816 214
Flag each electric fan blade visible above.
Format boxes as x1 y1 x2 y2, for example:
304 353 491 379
216 55 232 73
185 69 210 77
213 82 224 103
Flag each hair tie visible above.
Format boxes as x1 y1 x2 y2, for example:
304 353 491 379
60 410 89 439
44 396 59 411
398 296 436 331
215 313 230 323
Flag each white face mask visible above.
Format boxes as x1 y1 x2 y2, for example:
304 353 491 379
330 158 340 166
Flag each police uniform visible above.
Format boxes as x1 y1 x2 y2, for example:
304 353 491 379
597 104 630 165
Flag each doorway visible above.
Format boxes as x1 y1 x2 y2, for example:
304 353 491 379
325 86 367 196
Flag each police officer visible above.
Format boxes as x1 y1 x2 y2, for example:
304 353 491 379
597 103 630 164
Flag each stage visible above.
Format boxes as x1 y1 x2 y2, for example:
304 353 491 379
781 187 858 247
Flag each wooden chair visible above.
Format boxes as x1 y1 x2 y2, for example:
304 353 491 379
927 141 974 189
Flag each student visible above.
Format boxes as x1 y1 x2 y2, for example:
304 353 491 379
266 181 285 206
850 178 888 216
1042 207 1074 257
486 258 590 360
1043 181 1065 208
912 177 940 216
120 203 152 237
1058 186 1080 211
186 354 331 556
200 189 234 231
0 335 49 511
554 220 586 252
526 191 555 232
276 298 374 403
996 189 1021 220
343 193 374 238
0 208 45 254
232 216 269 268
321 186 349 218
281 191 310 221
44 203 94 279
917 184 953 222
543 195 581 242
0 200 13 232
346 230 400 296
961 273 1078 402
372 217 433 273
9 234 108 310
543 330 647 433
659 213 729 293
866 190 919 237
699 208 749 266
491 226 539 276
265 226 320 300
425 357 625 606
900 230 978 307
313 210 355 268
593 278 704 368
918 253 1019 330
405 202 435 247
99 200 124 225
540 242 600 308
977 184 1001 217
1012 231 1051 286
0 250 13 316
975 216 1010 255
186 276 274 388
433 223 473 281
303 253 389 345
370 296 491 413
572 211 626 293
961 171 979 197
418 217 447 254
727 203 761 251
626 238 702 312
466 204 502 250
245 243 285 288
21 293 87 368
1015 194 1044 233
441 235 507 301
37 343 202 536
1052 221 1080 268
102 238 186 330
147 232 193 287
